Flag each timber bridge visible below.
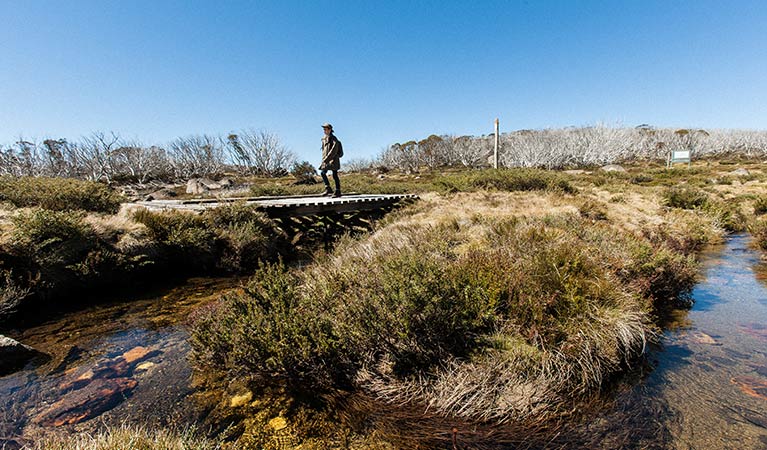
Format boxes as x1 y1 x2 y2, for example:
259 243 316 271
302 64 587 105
129 193 419 246
130 193 418 218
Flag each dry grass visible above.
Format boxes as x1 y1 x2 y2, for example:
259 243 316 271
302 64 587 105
29 424 219 450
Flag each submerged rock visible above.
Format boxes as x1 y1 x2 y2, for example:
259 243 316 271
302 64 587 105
689 331 718 345
33 377 138 426
59 346 158 392
0 335 42 376
737 323 767 341
731 376 767 401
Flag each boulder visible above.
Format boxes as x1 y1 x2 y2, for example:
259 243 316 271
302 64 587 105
186 178 223 194
732 168 750 177
186 179 207 194
600 164 626 173
0 335 41 376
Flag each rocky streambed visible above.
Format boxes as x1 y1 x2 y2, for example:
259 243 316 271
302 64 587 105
0 277 241 449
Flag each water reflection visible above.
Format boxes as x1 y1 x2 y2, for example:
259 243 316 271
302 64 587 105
578 234 767 449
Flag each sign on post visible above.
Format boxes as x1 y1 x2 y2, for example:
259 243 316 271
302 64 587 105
667 150 691 168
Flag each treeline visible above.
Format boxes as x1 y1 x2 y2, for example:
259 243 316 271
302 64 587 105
0 129 296 182
376 126 767 171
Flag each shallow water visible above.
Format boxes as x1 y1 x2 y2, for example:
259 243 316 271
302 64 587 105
584 234 767 449
0 277 241 448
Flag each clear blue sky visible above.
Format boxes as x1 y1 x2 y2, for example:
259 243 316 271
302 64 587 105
1 0 766 162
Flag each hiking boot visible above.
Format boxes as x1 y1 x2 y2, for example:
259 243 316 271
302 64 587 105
332 191 342 198
321 188 333 196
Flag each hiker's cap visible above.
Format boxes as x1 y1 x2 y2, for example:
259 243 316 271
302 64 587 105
321 123 333 130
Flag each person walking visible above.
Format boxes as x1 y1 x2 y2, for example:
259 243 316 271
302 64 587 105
319 122 343 197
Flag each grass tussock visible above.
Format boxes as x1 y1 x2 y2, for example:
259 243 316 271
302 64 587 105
191 206 697 423
32 424 219 450
0 176 122 213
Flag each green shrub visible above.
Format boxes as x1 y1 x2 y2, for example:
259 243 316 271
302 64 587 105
250 183 295 197
434 169 576 194
751 218 767 251
132 203 284 271
0 176 122 213
753 196 767 215
132 208 215 256
703 199 747 232
10 208 95 266
291 161 318 184
662 186 708 209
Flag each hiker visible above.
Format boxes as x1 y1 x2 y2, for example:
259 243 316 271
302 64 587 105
319 122 343 197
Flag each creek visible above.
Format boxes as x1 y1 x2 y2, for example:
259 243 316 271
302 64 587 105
1 235 767 449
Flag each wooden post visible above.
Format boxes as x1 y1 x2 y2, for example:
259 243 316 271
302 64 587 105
494 118 500 169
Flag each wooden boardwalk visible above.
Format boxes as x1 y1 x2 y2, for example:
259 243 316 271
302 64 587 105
129 194 418 218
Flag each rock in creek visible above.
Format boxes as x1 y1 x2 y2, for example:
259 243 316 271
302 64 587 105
731 376 767 401
689 331 718 345
59 346 159 392
0 335 43 376
33 377 138 426
737 323 767 341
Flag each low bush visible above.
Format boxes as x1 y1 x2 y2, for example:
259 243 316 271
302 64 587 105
132 203 284 271
0 176 122 213
435 169 576 194
662 186 709 210
9 208 95 267
753 195 767 215
703 199 747 232
751 218 767 251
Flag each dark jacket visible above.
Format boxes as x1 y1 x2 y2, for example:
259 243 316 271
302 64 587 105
320 134 342 171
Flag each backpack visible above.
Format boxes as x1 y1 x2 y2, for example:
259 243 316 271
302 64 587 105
337 139 343 158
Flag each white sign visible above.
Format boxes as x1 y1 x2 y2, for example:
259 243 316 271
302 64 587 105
672 150 690 160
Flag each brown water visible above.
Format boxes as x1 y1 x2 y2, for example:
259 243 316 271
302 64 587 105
2 236 767 449
0 277 242 448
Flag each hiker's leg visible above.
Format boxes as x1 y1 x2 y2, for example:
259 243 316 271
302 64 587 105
332 170 341 194
320 170 332 192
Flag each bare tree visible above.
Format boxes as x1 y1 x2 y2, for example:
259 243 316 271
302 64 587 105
71 132 122 182
226 129 296 177
112 143 170 184
168 134 224 179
